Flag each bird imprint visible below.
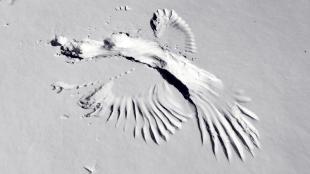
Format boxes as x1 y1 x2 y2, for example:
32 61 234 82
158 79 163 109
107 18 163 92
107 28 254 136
50 9 260 161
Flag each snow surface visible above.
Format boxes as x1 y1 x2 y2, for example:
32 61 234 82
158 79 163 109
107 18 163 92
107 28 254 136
0 0 309 174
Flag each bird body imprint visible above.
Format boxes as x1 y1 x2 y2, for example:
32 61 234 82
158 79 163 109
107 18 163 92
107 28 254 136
50 9 260 161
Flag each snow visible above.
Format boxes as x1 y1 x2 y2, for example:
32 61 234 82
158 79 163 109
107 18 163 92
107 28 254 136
0 0 309 174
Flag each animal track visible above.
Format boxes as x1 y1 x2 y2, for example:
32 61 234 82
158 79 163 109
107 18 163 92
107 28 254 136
115 5 131 11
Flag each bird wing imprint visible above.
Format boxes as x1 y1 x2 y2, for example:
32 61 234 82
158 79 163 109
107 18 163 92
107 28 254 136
52 78 194 145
